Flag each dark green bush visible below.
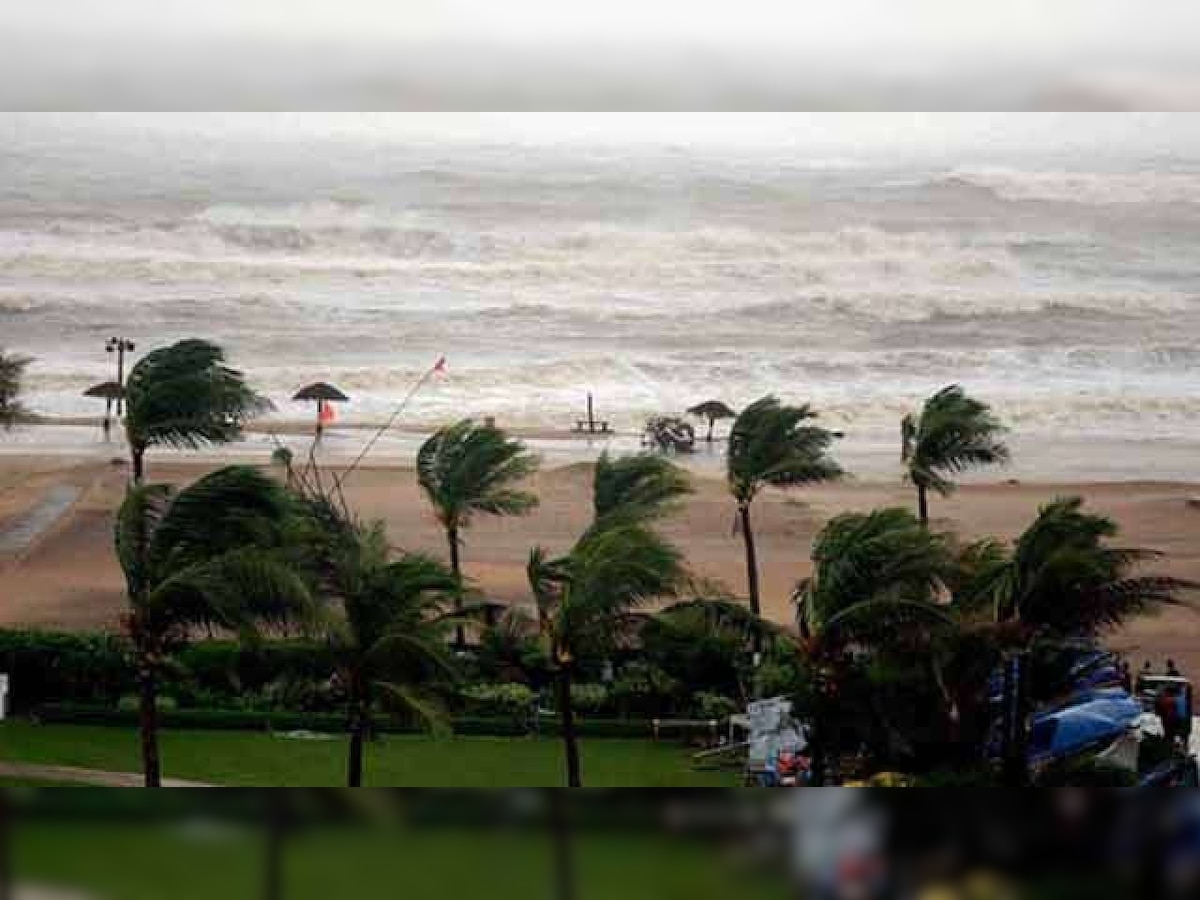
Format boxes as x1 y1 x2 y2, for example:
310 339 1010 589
0 630 131 712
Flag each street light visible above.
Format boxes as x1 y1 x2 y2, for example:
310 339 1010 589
106 337 136 417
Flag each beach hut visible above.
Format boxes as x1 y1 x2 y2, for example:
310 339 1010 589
687 400 736 444
293 382 350 436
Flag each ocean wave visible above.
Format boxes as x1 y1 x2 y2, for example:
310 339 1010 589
933 167 1200 206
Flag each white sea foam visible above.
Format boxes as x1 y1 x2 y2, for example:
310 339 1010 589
4 129 1200 457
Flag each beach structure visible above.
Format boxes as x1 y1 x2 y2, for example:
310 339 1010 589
574 393 610 435
293 382 350 436
83 381 125 437
687 400 736 444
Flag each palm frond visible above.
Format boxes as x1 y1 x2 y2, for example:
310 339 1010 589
124 339 269 452
375 681 452 737
593 452 693 524
727 396 843 503
418 420 540 529
147 548 315 639
902 385 1009 497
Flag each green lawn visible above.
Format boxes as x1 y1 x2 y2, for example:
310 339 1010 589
14 824 788 900
0 722 736 786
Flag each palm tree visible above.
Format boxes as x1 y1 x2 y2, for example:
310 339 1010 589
418 420 540 646
593 452 692 525
902 385 1009 525
961 497 1192 638
124 339 269 483
115 466 311 787
727 397 843 623
0 349 31 430
794 508 958 647
317 520 460 787
529 521 685 787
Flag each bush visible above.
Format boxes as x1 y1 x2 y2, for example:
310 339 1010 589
460 683 537 729
0 630 131 712
692 692 739 722
569 684 610 715
610 662 682 718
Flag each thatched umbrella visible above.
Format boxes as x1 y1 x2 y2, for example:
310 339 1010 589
293 382 350 435
687 400 737 443
84 381 126 434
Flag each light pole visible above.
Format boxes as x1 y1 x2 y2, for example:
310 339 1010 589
106 337 136 418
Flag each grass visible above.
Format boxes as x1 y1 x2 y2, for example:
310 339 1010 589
13 823 789 900
0 722 737 786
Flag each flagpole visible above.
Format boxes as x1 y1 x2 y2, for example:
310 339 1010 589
336 357 445 490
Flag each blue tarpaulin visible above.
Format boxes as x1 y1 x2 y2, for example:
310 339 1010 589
1028 691 1143 764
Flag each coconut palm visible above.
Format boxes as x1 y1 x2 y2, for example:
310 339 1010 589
727 397 843 623
902 385 1009 525
418 420 540 646
961 496 1192 638
0 349 31 430
529 522 685 787
794 508 959 647
124 339 269 483
688 400 737 444
316 519 460 787
593 452 692 526
115 466 312 787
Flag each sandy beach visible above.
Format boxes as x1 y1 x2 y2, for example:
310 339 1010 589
4 451 1199 674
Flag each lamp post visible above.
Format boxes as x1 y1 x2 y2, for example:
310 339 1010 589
106 337 136 417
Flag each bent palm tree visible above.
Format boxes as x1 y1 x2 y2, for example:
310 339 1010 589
0 349 31 430
794 508 958 647
529 522 685 787
418 420 540 646
727 397 843 623
902 385 1009 525
115 466 311 787
317 520 459 787
593 452 692 526
963 496 1192 638
124 339 269 483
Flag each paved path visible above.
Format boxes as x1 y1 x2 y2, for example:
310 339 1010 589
0 761 212 787
0 485 82 558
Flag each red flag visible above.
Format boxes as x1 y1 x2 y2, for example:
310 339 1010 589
319 401 336 425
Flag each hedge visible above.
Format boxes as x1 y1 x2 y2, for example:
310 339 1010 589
32 704 664 739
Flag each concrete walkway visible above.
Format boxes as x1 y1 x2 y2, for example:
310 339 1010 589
0 761 211 787
0 485 82 559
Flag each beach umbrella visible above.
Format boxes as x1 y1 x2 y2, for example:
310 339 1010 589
84 381 126 432
293 382 350 434
83 381 126 402
687 400 737 443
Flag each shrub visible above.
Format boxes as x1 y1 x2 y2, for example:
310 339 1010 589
610 662 682 718
0 630 131 712
460 683 537 728
569 684 610 715
692 692 739 722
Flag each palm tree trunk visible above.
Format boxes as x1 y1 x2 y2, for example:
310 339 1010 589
448 525 466 649
738 502 763 626
0 789 12 900
348 697 367 788
138 664 162 788
548 789 576 900
917 484 929 526
262 791 287 900
557 666 582 788
132 444 146 484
